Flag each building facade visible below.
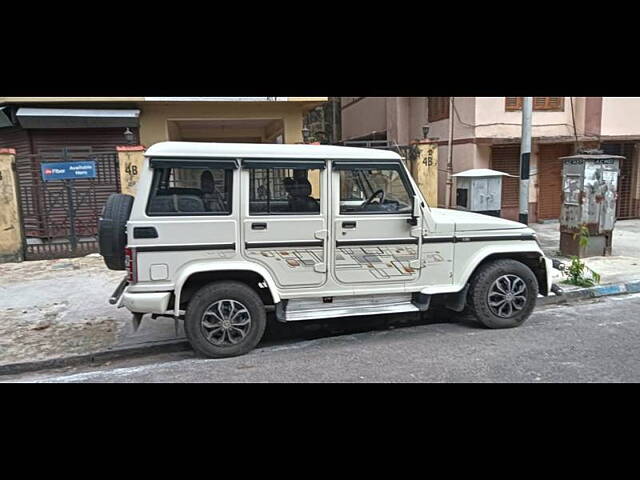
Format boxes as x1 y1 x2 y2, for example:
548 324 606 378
340 97 640 222
0 97 326 261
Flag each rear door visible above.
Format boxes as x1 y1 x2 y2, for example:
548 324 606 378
331 161 421 286
241 160 328 288
131 158 238 283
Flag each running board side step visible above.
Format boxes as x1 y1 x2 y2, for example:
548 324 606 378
276 294 429 323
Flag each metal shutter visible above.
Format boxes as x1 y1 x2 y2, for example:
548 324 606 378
30 127 139 154
491 145 521 220
602 143 636 219
538 144 572 220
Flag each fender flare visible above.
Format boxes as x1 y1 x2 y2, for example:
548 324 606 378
173 260 281 311
456 243 545 290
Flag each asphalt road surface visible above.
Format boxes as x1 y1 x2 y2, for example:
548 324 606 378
5 293 640 383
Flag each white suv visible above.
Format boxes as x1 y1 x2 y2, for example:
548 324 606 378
100 142 554 358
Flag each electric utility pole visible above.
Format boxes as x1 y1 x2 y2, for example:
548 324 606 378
445 97 455 209
519 97 533 225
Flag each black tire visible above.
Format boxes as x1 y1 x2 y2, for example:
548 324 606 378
98 194 134 271
184 281 267 359
467 259 538 329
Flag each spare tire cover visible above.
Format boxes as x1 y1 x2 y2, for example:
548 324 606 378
99 194 134 271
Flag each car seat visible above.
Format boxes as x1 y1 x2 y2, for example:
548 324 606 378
201 171 226 212
286 177 319 213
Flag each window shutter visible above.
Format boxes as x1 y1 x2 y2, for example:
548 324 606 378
505 97 564 111
533 97 548 109
546 97 564 110
428 97 450 122
505 97 523 111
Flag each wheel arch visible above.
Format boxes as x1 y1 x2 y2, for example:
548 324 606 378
174 261 281 312
460 246 549 296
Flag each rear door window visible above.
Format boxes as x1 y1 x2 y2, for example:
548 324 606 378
147 167 233 216
249 168 321 215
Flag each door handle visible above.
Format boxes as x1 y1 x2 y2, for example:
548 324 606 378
252 223 267 231
342 221 357 229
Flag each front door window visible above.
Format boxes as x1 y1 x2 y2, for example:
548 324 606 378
339 168 412 214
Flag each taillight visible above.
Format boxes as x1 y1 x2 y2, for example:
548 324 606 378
125 247 137 283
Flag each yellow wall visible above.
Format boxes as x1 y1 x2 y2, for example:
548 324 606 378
139 102 309 147
0 152 23 263
413 143 439 208
117 147 146 196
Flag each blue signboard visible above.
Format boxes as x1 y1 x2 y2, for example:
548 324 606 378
41 161 97 181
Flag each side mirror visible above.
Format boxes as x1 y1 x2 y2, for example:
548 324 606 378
407 195 422 226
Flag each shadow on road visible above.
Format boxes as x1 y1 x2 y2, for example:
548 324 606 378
257 308 483 350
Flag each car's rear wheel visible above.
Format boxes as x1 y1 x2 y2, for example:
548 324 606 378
184 281 267 358
467 259 538 329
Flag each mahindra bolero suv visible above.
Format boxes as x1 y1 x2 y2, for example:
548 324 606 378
99 142 555 358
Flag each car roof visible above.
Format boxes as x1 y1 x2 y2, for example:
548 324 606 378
145 141 403 161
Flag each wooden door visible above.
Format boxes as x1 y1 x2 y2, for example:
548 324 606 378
538 144 572 220
491 145 520 220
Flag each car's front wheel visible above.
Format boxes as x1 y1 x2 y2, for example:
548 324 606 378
185 281 267 358
467 259 538 329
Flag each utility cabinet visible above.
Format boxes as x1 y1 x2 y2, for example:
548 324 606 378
453 169 513 217
559 151 623 257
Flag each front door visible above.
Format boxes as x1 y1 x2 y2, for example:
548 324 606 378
331 161 421 286
241 160 328 288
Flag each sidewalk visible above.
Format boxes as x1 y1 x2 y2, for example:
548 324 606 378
532 219 640 286
1 219 640 372
0 255 185 368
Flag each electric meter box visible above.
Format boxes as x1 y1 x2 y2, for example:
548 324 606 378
560 152 623 257
453 169 513 217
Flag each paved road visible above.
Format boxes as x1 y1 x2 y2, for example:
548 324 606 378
5 294 640 383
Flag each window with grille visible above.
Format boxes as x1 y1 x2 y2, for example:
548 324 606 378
505 97 565 111
249 168 321 215
428 97 450 122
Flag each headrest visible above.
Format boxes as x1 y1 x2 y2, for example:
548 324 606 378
201 171 215 194
288 179 312 197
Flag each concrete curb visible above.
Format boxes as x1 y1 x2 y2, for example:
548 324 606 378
2 280 640 377
538 280 640 306
0 340 190 377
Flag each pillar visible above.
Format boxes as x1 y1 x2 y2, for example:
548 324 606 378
0 149 24 263
412 142 439 208
283 112 304 144
117 146 146 196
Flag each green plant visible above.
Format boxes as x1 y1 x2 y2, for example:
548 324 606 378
575 224 590 249
561 256 601 287
561 224 601 287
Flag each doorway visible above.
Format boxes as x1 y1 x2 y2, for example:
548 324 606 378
537 143 573 221
167 119 284 144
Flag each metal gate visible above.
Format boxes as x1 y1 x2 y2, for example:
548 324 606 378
17 147 121 260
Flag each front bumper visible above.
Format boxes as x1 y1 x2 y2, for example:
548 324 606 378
543 256 555 296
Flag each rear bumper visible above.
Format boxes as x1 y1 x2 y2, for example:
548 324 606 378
120 290 172 314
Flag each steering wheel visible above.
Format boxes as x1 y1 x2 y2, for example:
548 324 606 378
363 189 385 208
